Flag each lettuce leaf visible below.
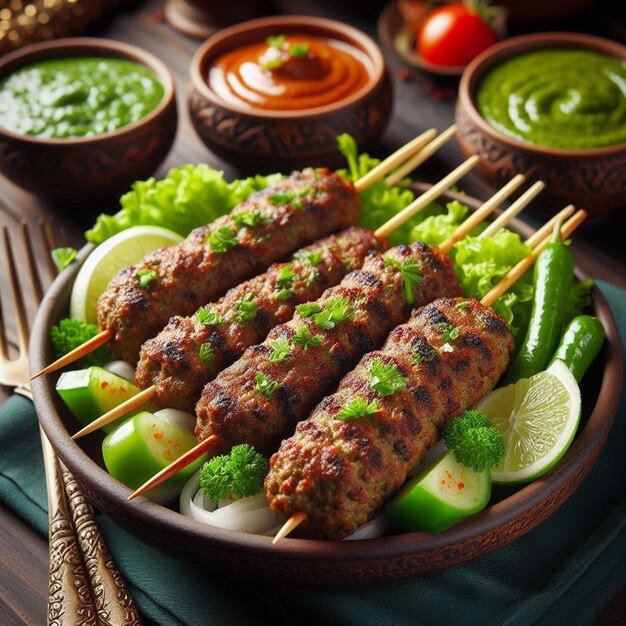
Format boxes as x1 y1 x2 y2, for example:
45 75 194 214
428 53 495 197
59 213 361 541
85 165 283 244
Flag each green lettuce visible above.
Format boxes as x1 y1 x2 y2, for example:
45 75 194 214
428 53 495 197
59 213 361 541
86 165 283 244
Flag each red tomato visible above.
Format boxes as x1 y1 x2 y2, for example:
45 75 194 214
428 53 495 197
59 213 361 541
418 4 498 67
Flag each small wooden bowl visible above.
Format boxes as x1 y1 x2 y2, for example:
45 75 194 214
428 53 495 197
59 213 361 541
188 16 392 173
0 38 177 205
30 188 623 584
456 32 626 216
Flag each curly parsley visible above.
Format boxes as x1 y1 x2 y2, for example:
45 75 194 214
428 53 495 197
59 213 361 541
255 372 282 397
367 358 406 397
208 227 238 253
235 293 258 322
338 397 380 421
233 210 268 229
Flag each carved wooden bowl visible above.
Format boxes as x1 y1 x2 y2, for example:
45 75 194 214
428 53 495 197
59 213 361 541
0 38 177 205
187 16 392 173
30 187 623 584
456 33 626 217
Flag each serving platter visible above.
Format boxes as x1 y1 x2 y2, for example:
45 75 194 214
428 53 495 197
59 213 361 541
30 185 623 585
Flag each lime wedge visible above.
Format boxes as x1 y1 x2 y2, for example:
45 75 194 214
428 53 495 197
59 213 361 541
70 226 183 324
477 360 581 484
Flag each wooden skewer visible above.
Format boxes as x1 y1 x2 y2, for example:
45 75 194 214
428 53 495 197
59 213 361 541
374 155 480 239
32 328 112 379
384 125 457 187
525 205 575 249
479 180 545 239
127 176 539 498
32 130 451 380
128 435 221 500
439 174 526 254
353 128 437 193
273 208 589 544
72 386 157 439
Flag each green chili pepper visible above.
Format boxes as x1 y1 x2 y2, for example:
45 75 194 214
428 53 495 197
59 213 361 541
549 315 605 383
505 222 575 384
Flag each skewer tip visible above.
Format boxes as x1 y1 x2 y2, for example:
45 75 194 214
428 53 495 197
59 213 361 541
273 512 307 544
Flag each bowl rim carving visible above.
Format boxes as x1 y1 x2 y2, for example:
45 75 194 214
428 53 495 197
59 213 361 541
189 14 387 119
458 31 626 157
29 185 624 584
0 37 176 146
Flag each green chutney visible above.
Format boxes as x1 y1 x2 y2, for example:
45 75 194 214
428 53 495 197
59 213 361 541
477 49 626 150
0 57 164 138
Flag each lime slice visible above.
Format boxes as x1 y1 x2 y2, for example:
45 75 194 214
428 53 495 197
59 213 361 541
70 226 183 324
477 360 581 484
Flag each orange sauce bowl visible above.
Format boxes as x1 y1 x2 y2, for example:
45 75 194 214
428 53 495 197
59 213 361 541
188 16 392 173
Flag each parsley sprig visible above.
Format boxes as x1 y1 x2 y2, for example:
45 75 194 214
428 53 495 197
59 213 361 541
209 227 238 253
436 322 460 342
296 302 322 318
255 372 282 397
443 409 505 472
233 210 268 229
294 249 322 268
276 264 297 300
235 293 258 322
197 307 224 326
367 358 406 397
385 257 422 304
199 444 268 502
292 325 323 351
312 297 353 330
338 397 380 421
268 337 291 363
51 247 77 272
198 344 214 361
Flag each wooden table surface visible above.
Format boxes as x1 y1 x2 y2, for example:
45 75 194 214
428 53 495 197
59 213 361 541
0 1 624 624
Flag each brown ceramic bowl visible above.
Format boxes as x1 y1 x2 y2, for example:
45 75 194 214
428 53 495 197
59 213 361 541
456 33 626 216
0 38 177 205
188 16 392 173
30 186 623 585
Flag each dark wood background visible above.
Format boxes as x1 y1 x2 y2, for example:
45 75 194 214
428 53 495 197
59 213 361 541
0 0 624 623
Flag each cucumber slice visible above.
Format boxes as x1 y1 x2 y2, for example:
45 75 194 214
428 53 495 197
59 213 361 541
387 450 491 533
102 411 207 501
56 367 142 433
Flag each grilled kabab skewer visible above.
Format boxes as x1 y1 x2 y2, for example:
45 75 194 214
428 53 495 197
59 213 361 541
136 227 382 413
265 297 514 539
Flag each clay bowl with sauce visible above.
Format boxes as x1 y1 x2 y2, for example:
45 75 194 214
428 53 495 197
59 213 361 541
456 32 626 217
0 38 177 205
188 16 392 172
30 187 623 584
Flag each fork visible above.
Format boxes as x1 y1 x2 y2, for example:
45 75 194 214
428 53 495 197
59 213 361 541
0 221 142 626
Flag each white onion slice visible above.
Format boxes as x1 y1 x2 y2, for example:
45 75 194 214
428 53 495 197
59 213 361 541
103 360 135 383
179 469 280 534
154 408 196 434
344 514 389 540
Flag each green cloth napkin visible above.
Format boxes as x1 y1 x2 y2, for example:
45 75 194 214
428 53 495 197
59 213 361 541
1 280 624 626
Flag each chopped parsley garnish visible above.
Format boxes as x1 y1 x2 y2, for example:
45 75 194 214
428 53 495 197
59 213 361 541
436 322 460 342
414 350 436 365
296 302 322 318
266 34 286 49
292 325 323 351
136 268 157 289
275 264 296 300
385 257 422 304
198 343 214 361
367 358 406 397
290 43 309 57
51 247 77 272
268 337 292 363
199 444 268 502
208 227 238 253
234 293 258 322
197 307 224 326
233 210 268 229
255 372 282 397
313 297 353 330
270 191 295 205
338 397 380 421
455 301 469 311
294 249 322 267
263 57 283 70
298 186 313 198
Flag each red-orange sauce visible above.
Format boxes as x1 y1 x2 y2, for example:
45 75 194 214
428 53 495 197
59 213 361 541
209 34 372 111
